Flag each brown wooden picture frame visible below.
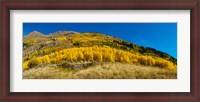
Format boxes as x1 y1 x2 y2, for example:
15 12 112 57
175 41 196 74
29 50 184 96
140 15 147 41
1 0 199 102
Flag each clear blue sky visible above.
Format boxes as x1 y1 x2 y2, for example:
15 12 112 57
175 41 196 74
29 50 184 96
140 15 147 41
23 23 177 58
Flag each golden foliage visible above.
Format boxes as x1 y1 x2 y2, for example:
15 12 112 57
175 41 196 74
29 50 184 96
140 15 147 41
56 36 67 41
23 46 176 70
71 33 108 46
23 61 29 70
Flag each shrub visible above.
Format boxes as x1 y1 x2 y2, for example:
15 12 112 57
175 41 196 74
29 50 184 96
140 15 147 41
23 61 29 70
28 58 40 68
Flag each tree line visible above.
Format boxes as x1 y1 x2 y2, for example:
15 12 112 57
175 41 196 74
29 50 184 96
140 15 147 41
23 46 176 70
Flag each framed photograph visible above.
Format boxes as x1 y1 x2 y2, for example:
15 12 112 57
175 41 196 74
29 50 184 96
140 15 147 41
1 0 199 101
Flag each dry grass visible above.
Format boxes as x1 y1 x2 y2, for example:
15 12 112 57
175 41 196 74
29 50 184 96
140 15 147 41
23 63 177 79
23 65 75 79
73 63 177 79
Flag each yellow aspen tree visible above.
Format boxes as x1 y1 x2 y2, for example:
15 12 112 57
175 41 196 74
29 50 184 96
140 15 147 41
44 55 51 64
109 52 115 63
23 61 29 70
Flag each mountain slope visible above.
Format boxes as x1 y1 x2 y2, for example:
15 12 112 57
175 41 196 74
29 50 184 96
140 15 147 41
23 31 177 63
23 31 46 42
23 31 177 79
23 31 176 64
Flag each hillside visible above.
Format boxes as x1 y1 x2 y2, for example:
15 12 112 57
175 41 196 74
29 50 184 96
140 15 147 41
23 31 177 79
